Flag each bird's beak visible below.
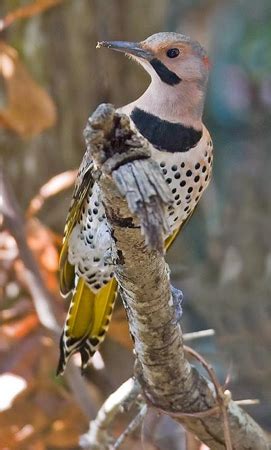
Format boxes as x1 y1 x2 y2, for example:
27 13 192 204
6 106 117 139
97 40 153 60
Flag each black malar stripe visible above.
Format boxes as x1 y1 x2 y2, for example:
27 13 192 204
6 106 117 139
150 58 181 86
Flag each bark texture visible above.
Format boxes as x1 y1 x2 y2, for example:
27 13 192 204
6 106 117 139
85 103 270 450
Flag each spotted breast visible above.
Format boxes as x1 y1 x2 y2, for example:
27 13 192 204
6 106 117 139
130 107 213 232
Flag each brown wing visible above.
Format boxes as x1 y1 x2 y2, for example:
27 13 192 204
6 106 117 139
59 151 94 296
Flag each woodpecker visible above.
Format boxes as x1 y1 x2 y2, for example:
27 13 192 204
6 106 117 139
57 32 213 375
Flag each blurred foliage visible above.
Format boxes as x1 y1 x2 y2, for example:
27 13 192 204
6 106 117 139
1 0 271 448
0 41 56 137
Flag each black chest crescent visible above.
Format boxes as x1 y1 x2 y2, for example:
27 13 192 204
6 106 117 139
131 107 202 153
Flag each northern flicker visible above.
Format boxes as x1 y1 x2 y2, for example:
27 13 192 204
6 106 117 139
57 32 213 375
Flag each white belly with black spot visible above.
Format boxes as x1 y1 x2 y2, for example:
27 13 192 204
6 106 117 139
68 127 213 291
152 127 213 231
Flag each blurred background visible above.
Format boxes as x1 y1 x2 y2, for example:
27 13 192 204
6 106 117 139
1 0 271 449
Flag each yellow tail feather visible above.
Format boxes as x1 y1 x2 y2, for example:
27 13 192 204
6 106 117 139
68 278 95 338
57 277 118 374
58 227 181 374
69 228 178 339
91 278 118 336
68 277 118 339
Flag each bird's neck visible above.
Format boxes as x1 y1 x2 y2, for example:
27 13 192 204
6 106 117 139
124 79 205 129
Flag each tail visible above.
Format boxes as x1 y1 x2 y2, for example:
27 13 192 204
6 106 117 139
57 226 181 375
57 277 117 375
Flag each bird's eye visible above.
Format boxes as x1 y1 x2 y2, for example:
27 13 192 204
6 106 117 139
166 48 180 58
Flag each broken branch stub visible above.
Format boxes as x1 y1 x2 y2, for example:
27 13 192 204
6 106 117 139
83 103 172 252
82 104 271 449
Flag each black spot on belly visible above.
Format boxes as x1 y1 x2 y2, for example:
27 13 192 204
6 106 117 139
131 108 202 153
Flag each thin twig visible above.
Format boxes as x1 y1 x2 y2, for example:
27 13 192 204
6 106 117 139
112 404 148 450
183 328 215 341
81 378 141 450
0 0 64 31
2 169 60 333
235 398 260 406
184 345 233 450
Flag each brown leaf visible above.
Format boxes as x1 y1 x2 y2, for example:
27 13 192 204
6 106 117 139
0 383 50 449
1 299 33 323
0 379 87 449
26 219 59 272
0 42 57 137
0 0 63 31
45 409 87 447
26 170 77 219
2 313 39 340
24 219 60 294
12 219 60 297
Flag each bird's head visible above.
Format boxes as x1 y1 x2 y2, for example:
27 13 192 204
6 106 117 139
97 32 210 89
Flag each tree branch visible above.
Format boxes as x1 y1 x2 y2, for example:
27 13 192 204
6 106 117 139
80 378 141 450
84 104 270 450
0 0 64 32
